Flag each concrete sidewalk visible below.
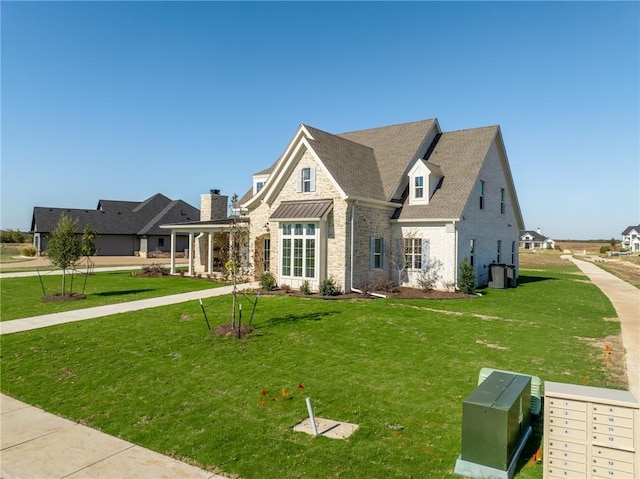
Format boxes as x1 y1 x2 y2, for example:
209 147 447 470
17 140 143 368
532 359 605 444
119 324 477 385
569 257 640 399
1 394 227 479
0 282 258 335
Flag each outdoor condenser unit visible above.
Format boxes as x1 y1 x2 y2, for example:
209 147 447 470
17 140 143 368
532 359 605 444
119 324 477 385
454 371 532 479
478 367 542 415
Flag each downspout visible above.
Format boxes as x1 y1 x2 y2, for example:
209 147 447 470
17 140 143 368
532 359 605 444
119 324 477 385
350 201 364 294
453 220 458 290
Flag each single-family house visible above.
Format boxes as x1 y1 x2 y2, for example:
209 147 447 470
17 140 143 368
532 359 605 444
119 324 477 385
621 225 640 252
31 193 199 256
163 118 524 292
519 229 555 250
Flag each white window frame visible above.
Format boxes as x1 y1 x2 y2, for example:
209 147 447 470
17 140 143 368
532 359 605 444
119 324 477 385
296 167 316 193
280 222 318 280
405 237 429 270
370 237 386 270
414 176 424 199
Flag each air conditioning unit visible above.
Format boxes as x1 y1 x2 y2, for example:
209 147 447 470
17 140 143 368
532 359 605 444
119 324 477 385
478 367 542 415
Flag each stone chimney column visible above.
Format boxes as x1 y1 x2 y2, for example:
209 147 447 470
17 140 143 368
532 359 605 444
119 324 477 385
200 189 228 221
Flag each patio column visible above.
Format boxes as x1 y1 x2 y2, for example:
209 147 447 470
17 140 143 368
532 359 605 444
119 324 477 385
188 232 194 276
207 232 213 275
170 231 176 274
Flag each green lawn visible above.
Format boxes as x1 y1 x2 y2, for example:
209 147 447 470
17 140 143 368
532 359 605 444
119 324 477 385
0 271 223 321
0 264 623 478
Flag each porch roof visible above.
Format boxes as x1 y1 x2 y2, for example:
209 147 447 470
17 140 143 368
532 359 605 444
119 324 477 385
160 216 249 232
269 199 333 221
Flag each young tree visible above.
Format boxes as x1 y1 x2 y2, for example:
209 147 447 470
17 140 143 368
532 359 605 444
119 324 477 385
47 214 82 296
80 224 98 276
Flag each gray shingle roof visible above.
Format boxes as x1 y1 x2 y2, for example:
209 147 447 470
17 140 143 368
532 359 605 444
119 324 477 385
31 193 199 235
337 119 437 200
241 119 516 224
392 125 499 220
303 126 385 201
622 225 640 235
520 230 551 241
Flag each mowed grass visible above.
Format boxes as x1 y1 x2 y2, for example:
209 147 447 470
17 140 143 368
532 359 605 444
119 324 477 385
0 271 223 321
0 265 623 479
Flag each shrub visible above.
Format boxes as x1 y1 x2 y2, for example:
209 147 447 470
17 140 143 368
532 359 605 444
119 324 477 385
138 264 169 276
19 245 37 257
319 277 340 296
599 246 611 254
365 279 398 293
300 280 311 295
260 271 276 291
280 284 291 293
458 257 476 294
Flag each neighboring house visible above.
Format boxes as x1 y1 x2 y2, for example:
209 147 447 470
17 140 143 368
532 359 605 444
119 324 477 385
519 229 555 250
163 118 524 291
31 193 199 256
621 225 640 251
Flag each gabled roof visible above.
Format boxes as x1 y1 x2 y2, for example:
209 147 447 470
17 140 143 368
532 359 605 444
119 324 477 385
240 119 438 208
622 225 640 235
392 125 500 220
31 193 199 235
239 119 523 229
337 119 438 201
520 230 552 242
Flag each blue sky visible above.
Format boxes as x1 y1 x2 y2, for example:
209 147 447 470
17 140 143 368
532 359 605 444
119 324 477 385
2 1 638 240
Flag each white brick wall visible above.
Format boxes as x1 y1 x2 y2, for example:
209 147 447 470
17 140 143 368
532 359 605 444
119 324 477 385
458 140 520 286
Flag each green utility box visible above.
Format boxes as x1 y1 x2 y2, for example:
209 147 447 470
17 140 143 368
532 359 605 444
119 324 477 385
460 371 531 471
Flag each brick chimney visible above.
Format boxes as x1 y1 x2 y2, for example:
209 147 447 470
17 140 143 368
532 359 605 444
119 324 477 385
200 189 228 221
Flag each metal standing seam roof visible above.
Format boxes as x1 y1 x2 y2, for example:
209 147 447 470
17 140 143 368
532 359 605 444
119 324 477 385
269 200 333 221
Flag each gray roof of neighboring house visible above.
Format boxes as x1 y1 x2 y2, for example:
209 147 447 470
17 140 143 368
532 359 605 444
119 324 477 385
622 225 640 235
392 125 499 220
31 193 199 235
520 230 552 242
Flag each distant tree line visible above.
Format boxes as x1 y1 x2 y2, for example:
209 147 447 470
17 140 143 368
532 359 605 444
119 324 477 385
0 229 33 243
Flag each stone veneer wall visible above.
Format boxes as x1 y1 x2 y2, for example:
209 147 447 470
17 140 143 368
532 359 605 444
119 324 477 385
200 193 228 221
349 202 394 290
247 149 349 291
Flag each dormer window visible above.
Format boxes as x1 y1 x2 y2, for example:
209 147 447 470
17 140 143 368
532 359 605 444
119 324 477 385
253 174 269 195
414 176 424 199
408 160 443 206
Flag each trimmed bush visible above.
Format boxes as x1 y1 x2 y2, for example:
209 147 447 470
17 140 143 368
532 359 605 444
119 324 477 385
319 277 339 296
19 245 37 257
260 271 276 291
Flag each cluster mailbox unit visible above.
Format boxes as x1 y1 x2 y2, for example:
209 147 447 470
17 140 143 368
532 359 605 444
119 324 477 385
455 371 532 479
544 381 639 479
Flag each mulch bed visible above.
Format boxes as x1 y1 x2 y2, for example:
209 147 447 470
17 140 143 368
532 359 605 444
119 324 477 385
260 286 474 300
42 293 87 302
213 323 254 339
